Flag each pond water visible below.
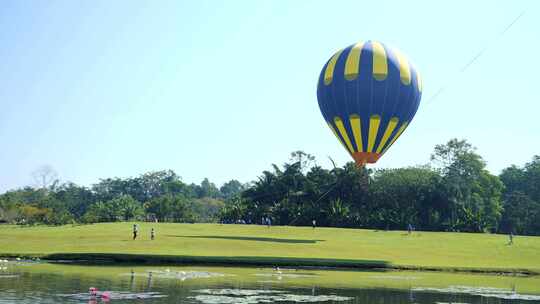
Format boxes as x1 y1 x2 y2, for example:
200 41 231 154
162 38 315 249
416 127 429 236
1 261 539 304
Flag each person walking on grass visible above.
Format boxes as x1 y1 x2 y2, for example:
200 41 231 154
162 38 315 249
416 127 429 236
508 232 514 245
133 224 138 240
312 219 316 229
151 228 155 240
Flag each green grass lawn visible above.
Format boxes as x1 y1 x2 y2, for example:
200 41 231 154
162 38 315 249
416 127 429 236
1 223 539 273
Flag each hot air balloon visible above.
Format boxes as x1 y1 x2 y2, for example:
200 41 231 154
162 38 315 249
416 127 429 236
317 41 422 167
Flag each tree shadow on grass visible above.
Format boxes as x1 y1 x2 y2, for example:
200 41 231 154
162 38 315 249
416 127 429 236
166 235 325 244
45 253 389 269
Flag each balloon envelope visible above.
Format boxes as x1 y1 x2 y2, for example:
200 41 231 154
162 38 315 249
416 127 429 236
317 41 422 167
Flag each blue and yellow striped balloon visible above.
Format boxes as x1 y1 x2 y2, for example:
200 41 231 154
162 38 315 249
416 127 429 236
317 40 422 167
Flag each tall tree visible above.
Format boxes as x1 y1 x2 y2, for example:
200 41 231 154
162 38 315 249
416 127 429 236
220 179 245 199
289 150 316 173
198 178 220 198
32 165 59 190
499 156 540 235
431 139 503 232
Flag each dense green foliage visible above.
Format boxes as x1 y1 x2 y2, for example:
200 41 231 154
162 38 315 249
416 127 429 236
1 139 539 235
0 171 240 225
499 156 540 235
222 140 539 235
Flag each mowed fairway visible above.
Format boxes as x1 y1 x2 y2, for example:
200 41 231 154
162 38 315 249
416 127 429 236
1 223 539 273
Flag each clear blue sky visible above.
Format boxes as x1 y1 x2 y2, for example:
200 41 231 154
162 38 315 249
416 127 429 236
1 0 538 192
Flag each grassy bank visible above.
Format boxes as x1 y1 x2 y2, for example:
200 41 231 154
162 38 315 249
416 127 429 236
1 223 539 274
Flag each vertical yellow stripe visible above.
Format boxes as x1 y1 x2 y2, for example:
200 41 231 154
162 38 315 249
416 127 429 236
324 49 344 85
334 117 354 154
375 117 399 153
416 70 423 92
344 42 364 81
349 114 363 152
328 122 349 153
367 115 381 152
371 41 387 81
394 50 411 85
382 122 408 154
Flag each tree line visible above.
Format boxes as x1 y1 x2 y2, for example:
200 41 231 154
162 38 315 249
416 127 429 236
0 170 245 225
222 139 540 235
1 138 539 235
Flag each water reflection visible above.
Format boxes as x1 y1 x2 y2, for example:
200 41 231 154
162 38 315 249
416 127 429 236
147 271 154 291
0 264 539 304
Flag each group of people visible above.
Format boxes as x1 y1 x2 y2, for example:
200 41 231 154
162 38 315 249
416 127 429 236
132 224 155 240
132 221 515 245
406 223 516 245
221 217 319 229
